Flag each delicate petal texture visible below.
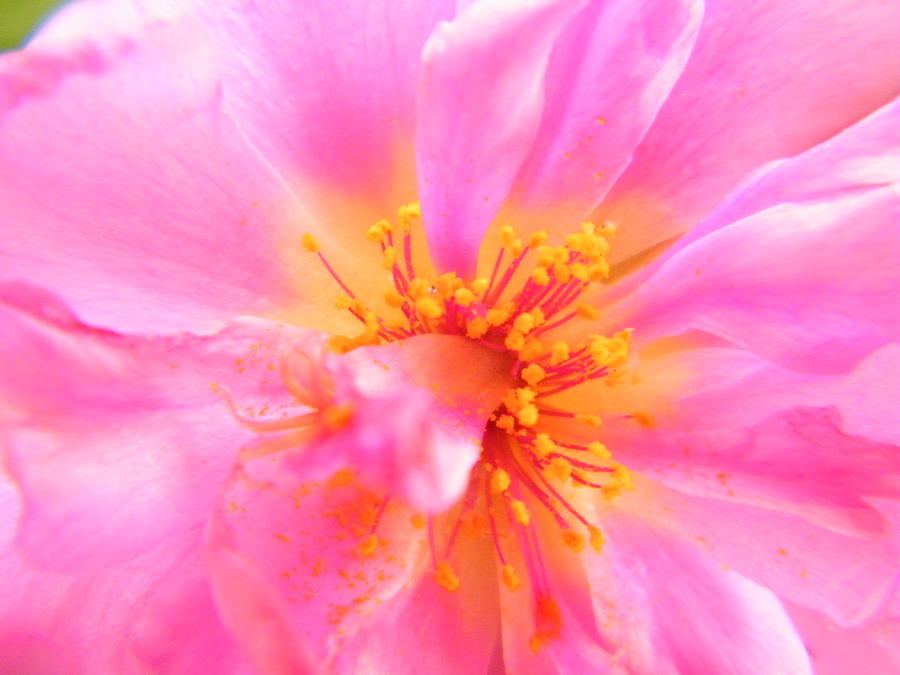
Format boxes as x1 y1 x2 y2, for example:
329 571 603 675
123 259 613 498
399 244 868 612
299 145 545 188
583 512 812 675
0 0 307 334
0 473 242 673
189 0 454 211
416 0 586 276
627 479 899 625
0 283 301 571
509 0 703 226
608 187 900 373
597 0 900 261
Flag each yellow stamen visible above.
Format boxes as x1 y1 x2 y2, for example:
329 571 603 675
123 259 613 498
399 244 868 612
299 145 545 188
490 467 511 494
548 456 572 481
521 363 546 387
453 288 475 307
550 341 570 366
435 561 460 592
562 530 585 553
588 526 605 552
587 441 611 460
416 296 443 320
466 317 489 339
502 564 522 591
301 233 320 253
533 433 556 458
510 500 531 526
575 413 602 427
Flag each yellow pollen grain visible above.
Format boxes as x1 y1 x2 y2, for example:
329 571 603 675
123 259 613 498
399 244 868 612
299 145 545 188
553 263 572 283
550 341 570 366
519 338 545 361
562 530 585 553
521 363 546 386
416 296 444 320
466 317 489 339
613 462 634 490
471 278 489 296
588 261 610 281
531 267 550 286
510 500 531 526
502 564 522 591
357 534 379 557
548 456 572 481
500 224 517 247
527 230 549 248
504 330 525 352
516 387 537 406
301 233 320 253
496 414 516 433
375 218 393 234
435 561 460 592
381 246 397 270
570 262 589 281
517 404 539 427
575 413 602 428
587 441 611 460
486 305 512 326
397 202 421 225
589 526 605 552
410 514 427 529
366 225 386 243
534 433 557 458
513 312 537 335
453 288 475 307
509 238 524 257
490 467 511 494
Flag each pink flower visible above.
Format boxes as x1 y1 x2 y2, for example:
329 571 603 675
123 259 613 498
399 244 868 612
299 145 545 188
1 0 899 673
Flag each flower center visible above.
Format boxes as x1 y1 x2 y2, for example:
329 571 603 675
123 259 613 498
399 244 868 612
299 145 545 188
300 204 635 612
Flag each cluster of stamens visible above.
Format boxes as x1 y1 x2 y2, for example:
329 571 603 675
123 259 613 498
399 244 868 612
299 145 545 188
301 204 634 638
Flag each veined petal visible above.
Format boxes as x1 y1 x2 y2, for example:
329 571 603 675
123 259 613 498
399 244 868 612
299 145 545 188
0 0 316 334
607 186 900 373
597 0 900 263
508 0 703 228
0 282 305 572
416 0 586 277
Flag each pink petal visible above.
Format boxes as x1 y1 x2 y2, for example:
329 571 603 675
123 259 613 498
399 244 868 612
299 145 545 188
596 0 900 263
509 0 702 226
188 0 454 217
0 0 309 334
627 478 899 625
608 186 900 373
0 282 305 571
582 511 812 674
416 0 586 277
590 345 900 537
0 473 242 673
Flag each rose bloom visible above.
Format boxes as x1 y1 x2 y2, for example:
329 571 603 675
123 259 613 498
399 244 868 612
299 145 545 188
1 0 899 673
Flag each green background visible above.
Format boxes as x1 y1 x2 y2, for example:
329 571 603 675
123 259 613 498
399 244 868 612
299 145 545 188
1 0 64 51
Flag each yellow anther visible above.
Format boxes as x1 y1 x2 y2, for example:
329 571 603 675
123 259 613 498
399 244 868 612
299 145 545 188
466 317 489 339
587 441 611 460
486 305 512 326
521 363 546 387
577 303 599 320
513 312 537 335
516 388 537 405
435 273 463 299
384 289 405 308
533 433 556 458
588 261 610 281
375 218 393 234
581 221 596 234
510 500 531 526
453 288 475 307
570 262 589 281
366 225 386 243
550 341 570 366
562 530 585 553
575 413 602 427
519 338 545 361
504 330 525 352
500 224 517 247
301 233 320 253
495 414 517 433
322 404 354 431
410 514 427 529
502 564 522 591
416 296 444 320
381 246 397 270
408 277 430 299
334 294 353 310
435 561 460 592
553 263 572 284
527 230 549 248
612 462 634 490
531 267 550 286
588 526 605 552
397 202 421 225
471 278 489 296
328 335 355 354
548 456 572 481
517 404 539 427
509 238 524 257
490 467 511 494
535 246 555 268
357 534 379 557
552 247 569 265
